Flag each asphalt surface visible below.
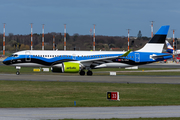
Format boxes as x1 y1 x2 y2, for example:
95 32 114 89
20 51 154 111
0 73 180 84
0 106 180 120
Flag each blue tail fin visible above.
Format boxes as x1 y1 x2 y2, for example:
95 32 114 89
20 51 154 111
137 25 170 53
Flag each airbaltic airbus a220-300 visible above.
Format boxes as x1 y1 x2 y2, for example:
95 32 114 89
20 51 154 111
3 25 172 76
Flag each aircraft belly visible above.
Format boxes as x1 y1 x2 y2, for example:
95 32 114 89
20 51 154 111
11 63 45 67
94 63 131 68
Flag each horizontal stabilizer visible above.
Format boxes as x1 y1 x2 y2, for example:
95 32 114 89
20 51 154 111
152 54 172 59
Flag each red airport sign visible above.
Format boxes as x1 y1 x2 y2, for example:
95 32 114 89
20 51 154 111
107 91 120 101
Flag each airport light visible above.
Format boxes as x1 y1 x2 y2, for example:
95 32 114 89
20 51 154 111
127 29 130 51
3 23 6 56
53 35 55 50
150 21 154 38
30 23 33 50
90 28 92 36
64 24 66 51
173 29 175 61
93 24 96 51
42 24 45 50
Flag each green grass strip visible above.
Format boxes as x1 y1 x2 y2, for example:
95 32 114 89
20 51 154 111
0 81 180 108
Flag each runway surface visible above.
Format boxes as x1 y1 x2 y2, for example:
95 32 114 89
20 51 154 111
0 106 180 120
0 73 180 84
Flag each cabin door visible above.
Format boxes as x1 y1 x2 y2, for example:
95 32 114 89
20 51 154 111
72 54 76 60
135 53 140 62
25 51 31 62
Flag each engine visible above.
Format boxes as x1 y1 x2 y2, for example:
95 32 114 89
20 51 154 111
51 62 80 73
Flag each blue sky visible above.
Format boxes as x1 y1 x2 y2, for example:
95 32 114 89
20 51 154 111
0 0 180 38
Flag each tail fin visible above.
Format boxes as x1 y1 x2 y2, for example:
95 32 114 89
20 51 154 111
137 25 170 53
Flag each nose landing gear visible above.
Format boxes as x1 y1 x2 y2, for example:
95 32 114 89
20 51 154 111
16 66 21 75
16 71 20 75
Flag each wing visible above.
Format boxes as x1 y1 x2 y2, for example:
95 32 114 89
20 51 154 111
80 50 132 68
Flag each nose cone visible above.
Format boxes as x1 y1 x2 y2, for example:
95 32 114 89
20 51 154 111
3 58 11 65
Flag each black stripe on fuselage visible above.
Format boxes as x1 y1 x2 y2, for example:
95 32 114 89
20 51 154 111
5 58 152 68
148 35 167 43
4 58 76 66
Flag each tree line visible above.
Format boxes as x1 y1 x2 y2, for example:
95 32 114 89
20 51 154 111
0 32 176 52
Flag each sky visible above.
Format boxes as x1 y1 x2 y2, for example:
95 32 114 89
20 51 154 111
0 0 180 38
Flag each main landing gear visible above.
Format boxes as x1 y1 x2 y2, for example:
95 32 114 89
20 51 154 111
79 70 85 76
87 70 93 76
79 70 93 76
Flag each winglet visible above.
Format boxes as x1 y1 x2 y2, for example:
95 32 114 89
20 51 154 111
120 49 132 57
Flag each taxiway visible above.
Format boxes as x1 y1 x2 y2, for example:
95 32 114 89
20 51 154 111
0 73 180 84
0 106 180 120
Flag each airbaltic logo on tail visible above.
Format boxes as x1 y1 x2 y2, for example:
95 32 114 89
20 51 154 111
66 67 76 69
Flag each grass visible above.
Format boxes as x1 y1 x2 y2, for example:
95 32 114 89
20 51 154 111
0 81 180 108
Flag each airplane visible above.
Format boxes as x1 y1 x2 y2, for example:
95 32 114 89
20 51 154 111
3 25 172 76
165 40 180 54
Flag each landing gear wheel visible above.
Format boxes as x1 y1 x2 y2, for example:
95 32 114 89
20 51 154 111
87 70 93 76
79 70 85 76
16 71 20 75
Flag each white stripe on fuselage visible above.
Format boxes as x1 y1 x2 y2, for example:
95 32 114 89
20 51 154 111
14 50 126 57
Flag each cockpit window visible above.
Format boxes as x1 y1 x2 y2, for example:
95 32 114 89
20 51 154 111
14 54 18 57
9 54 18 57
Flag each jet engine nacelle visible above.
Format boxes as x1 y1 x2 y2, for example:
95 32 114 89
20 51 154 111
51 62 80 73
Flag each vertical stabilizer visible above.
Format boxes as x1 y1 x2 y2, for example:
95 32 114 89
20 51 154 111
137 25 169 53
